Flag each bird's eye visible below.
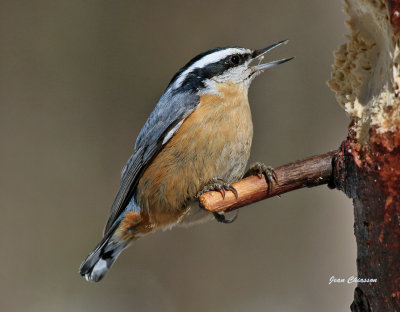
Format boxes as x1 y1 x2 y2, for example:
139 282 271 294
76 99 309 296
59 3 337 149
230 55 240 65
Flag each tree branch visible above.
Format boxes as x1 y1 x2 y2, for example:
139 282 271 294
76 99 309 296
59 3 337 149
199 150 337 213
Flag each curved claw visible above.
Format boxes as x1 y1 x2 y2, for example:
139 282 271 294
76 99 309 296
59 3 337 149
226 184 239 199
215 185 226 199
266 173 274 192
246 162 278 194
197 178 239 200
272 169 278 183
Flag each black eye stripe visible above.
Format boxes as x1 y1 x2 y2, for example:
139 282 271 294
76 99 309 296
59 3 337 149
176 54 251 92
220 54 249 68
168 48 252 94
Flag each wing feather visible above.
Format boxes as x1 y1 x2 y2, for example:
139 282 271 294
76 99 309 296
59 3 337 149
103 90 199 233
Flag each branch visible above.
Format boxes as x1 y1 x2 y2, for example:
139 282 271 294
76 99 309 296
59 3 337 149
199 150 337 213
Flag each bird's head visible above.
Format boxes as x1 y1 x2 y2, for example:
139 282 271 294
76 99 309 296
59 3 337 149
168 40 293 95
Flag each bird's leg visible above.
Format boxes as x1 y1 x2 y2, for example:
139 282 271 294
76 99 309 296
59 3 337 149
196 177 239 224
244 162 278 194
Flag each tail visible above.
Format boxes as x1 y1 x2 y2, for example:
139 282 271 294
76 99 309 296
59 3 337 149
79 227 129 282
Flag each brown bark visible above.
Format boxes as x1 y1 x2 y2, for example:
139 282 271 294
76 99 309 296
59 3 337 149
200 151 336 212
332 129 400 311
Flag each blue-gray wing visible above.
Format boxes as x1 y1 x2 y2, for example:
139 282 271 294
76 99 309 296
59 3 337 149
103 90 199 234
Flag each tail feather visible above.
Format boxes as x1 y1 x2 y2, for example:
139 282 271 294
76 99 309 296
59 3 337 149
79 227 129 282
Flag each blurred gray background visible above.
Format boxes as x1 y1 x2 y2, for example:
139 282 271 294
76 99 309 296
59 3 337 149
0 1 355 311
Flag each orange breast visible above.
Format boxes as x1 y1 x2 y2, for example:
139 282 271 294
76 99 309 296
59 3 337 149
136 82 253 226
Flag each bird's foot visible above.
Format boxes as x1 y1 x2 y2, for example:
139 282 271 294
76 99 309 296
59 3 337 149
213 211 238 224
196 177 238 200
245 162 278 194
196 177 239 224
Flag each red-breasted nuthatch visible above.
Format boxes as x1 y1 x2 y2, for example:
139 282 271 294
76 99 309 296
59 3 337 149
79 40 293 282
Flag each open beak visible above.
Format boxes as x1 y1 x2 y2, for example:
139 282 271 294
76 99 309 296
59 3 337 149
251 40 294 71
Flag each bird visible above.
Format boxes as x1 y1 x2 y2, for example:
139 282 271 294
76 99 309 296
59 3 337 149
79 40 293 282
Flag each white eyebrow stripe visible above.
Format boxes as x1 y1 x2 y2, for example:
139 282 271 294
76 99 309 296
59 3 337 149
173 48 250 88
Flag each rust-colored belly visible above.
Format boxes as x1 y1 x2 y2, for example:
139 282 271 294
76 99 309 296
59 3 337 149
136 83 253 226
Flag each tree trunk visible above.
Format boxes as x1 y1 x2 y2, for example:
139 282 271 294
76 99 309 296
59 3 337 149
329 0 400 310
